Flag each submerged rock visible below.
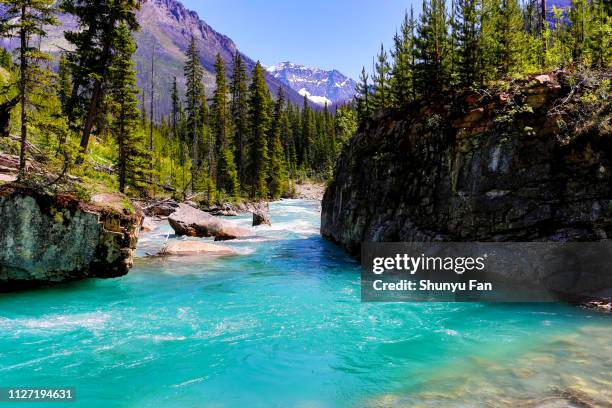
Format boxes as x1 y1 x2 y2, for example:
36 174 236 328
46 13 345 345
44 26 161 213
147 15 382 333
168 203 250 240
159 241 237 256
0 185 142 290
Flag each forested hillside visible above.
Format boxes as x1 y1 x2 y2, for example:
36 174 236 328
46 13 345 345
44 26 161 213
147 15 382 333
0 0 355 204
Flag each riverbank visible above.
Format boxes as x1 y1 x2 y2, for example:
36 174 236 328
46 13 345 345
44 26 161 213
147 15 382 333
292 181 325 201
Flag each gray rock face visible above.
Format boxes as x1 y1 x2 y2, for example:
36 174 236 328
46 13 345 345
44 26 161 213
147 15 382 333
0 186 142 289
168 204 251 240
321 71 612 299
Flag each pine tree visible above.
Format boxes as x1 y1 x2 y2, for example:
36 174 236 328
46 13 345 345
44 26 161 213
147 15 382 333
212 53 238 198
108 23 148 192
569 0 589 64
0 0 58 174
268 87 287 198
414 0 451 97
355 66 372 122
372 44 391 110
230 53 249 186
391 11 416 107
301 94 314 167
246 62 270 198
61 0 140 155
184 35 204 192
453 0 481 87
588 0 611 68
493 0 524 76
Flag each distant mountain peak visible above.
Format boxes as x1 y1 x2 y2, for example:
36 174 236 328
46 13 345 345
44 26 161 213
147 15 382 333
267 62 356 106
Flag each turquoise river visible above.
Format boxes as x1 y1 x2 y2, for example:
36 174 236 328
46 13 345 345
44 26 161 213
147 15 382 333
0 200 610 407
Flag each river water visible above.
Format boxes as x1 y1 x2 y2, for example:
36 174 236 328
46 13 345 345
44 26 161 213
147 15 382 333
0 200 610 407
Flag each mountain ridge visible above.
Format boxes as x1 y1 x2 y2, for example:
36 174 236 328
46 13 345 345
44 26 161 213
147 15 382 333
267 61 356 107
0 0 317 115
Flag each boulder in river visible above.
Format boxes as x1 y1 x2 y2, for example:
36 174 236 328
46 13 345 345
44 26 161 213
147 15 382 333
0 184 142 290
168 203 251 240
252 202 271 226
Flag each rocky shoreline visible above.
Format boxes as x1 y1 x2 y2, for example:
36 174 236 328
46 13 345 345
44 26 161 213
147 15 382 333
0 184 142 290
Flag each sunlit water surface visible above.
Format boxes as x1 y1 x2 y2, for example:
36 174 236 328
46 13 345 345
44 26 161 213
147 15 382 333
0 200 610 407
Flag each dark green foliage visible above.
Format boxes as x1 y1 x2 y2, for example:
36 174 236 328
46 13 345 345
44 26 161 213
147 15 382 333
246 62 270 198
355 67 372 122
230 53 249 185
267 88 287 199
372 44 392 109
183 35 205 191
453 0 481 87
108 23 149 193
212 53 238 197
414 0 450 96
61 0 141 153
391 10 417 107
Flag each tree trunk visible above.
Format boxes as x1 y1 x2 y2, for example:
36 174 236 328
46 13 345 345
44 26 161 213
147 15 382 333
149 42 156 190
78 39 112 160
79 78 102 153
18 4 28 176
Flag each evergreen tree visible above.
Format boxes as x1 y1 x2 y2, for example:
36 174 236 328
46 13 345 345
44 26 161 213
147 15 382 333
246 62 270 198
588 0 611 68
493 0 524 75
230 53 249 186
391 11 416 107
0 0 58 174
301 94 315 167
414 0 451 96
355 66 372 122
183 35 204 192
453 0 481 87
107 23 148 192
212 53 238 197
372 44 391 110
61 0 140 155
268 87 287 198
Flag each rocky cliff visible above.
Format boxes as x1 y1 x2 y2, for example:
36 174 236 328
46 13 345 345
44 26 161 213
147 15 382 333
0 185 142 290
322 70 612 254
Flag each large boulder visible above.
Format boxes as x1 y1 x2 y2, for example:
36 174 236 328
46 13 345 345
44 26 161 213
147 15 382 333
0 185 142 290
252 202 271 226
168 204 251 240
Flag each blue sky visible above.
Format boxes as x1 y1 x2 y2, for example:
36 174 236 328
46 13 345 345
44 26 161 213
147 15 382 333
180 0 418 80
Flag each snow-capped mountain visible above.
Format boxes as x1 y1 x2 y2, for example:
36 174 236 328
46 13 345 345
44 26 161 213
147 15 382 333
267 62 356 107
